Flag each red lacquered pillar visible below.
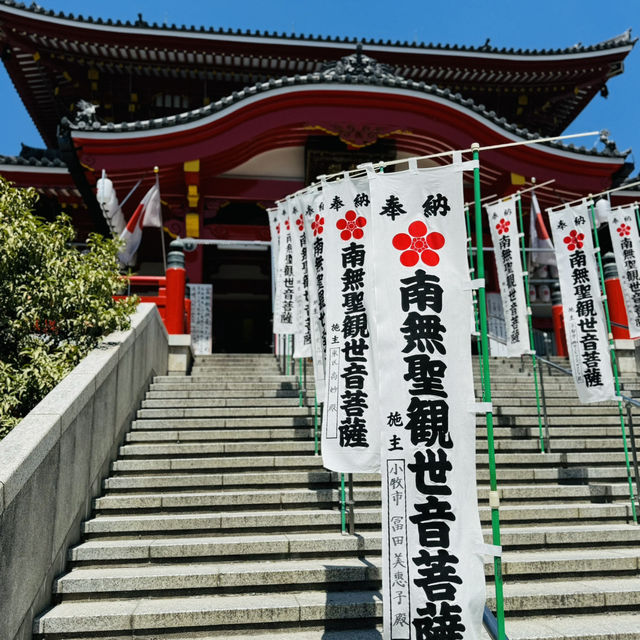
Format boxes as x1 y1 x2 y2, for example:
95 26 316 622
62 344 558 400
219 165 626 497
551 285 568 357
165 243 186 334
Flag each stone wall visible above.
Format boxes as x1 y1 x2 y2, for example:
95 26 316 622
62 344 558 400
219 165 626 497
0 303 168 640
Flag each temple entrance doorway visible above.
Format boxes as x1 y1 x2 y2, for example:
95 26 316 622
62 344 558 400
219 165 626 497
201 200 273 353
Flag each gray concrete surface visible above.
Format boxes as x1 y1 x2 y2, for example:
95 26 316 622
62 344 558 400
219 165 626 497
0 303 168 640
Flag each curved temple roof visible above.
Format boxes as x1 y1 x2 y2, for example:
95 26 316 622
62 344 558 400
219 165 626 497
66 50 628 162
0 1 635 146
0 0 634 56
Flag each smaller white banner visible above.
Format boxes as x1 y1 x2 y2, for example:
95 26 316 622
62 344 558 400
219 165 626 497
485 196 529 356
188 284 213 355
608 204 640 338
289 195 313 358
302 189 327 395
267 207 280 314
548 204 616 403
272 203 297 335
320 176 378 473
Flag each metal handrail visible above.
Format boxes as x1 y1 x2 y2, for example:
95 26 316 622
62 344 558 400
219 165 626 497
508 346 640 515
484 606 509 640
483 332 639 512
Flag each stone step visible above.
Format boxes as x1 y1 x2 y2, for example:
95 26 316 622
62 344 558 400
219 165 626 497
94 483 633 512
84 503 634 537
126 428 317 443
69 525 640 564
111 450 630 471
149 382 301 391
33 591 384 636
104 471 333 492
111 454 325 473
136 407 313 419
141 397 307 408
145 389 314 399
493 576 640 613
54 557 381 595
53 555 640 597
123 424 625 442
131 417 314 429
490 612 640 640
115 438 628 457
30 584 640 638
104 462 636 490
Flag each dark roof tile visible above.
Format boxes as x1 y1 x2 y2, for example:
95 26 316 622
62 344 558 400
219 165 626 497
5 0 631 57
65 50 629 159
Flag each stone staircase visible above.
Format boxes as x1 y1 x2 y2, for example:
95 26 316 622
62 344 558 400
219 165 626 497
33 353 640 639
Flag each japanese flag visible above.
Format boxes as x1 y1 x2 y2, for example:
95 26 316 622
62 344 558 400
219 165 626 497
118 182 161 267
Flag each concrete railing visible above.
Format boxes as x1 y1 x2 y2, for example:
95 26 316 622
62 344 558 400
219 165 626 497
0 303 169 640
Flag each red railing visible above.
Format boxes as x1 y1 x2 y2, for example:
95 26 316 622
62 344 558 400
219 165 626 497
115 274 191 334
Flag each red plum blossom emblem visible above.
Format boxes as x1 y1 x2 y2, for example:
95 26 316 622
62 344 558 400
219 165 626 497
295 215 304 231
311 214 324 236
563 229 584 251
496 218 510 235
337 209 367 241
393 220 445 267
617 223 631 237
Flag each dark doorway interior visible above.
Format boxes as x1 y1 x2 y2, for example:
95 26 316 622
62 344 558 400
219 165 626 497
203 244 272 353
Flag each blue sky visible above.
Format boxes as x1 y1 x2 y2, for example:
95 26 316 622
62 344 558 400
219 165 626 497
1 0 638 174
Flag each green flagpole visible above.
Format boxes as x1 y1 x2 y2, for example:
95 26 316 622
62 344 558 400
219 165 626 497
635 204 640 241
314 392 319 455
298 357 304 407
516 194 546 454
587 199 638 523
340 473 347 533
472 143 506 639
465 206 485 394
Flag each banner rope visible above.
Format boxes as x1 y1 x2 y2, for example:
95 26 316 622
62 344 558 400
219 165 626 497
548 178 640 212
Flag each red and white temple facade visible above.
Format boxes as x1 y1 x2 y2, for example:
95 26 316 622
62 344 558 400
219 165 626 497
1 1 638 350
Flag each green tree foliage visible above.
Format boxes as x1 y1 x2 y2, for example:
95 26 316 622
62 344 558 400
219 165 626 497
0 178 138 436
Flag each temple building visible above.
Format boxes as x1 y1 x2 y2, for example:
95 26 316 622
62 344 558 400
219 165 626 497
0 1 637 351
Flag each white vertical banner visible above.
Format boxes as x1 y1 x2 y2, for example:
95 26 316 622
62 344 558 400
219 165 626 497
188 284 213 355
368 160 485 640
302 189 327 394
608 203 640 338
289 195 313 358
267 207 280 314
485 196 530 356
272 203 296 335
320 175 379 473
548 204 616 403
